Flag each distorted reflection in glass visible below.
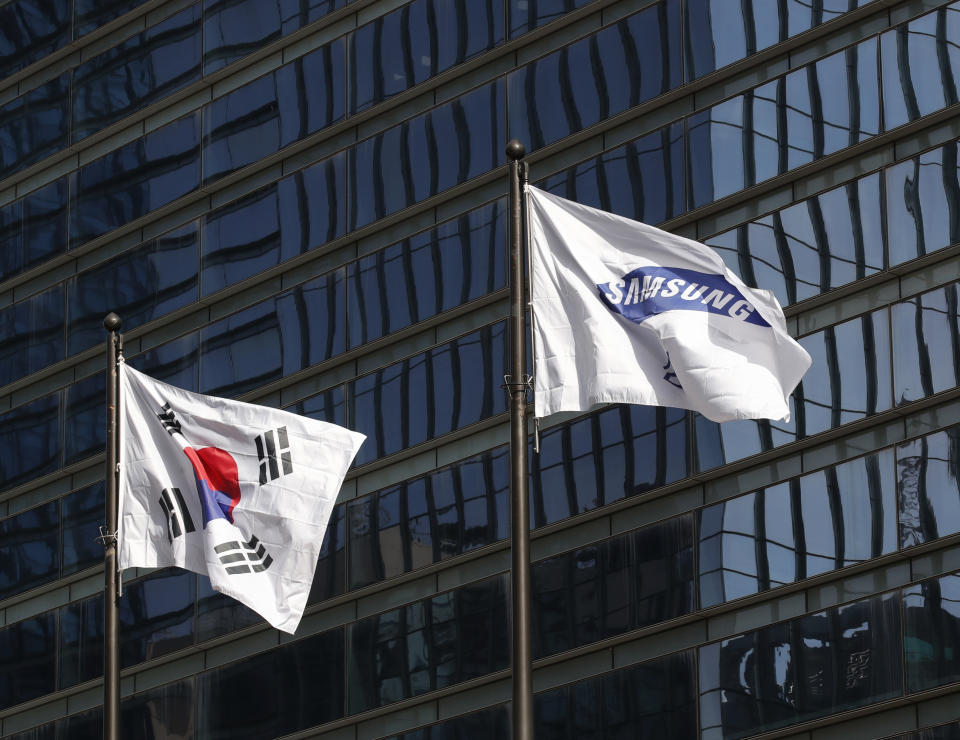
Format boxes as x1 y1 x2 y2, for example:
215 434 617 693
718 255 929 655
0 0 70 79
708 172 885 307
699 591 902 739
882 3 960 130
197 575 261 642
21 178 68 276
129 333 199 391
897 426 960 548
0 73 69 177
699 450 896 607
0 611 57 710
0 500 59 601
886 141 960 266
0 393 61 492
533 516 693 657
350 0 504 113
893 282 960 404
64 371 106 465
540 122 684 225
74 0 150 37
120 570 196 668
308 502 345 603
59 593 104 687
508 1 681 151
121 679 194 740
348 199 506 348
0 283 65 386
508 0 595 38
62 482 105 575
903 573 960 693
347 575 508 713
536 650 696 738
694 402 796 471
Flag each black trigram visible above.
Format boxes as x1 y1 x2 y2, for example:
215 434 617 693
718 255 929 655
158 487 195 543
255 426 292 484
157 402 181 436
214 535 273 574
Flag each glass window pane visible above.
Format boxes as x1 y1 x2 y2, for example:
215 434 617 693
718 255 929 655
898 426 960 548
0 283 65 386
893 283 960 403
0 0 70 79
75 0 150 37
129 332 200 391
308 502 345 603
120 570 195 668
197 575 261 642
508 0 595 39
121 679 194 739
59 594 104 688
0 612 57 710
0 500 59 601
0 393 61 492
65 372 106 465
0 73 69 177
62 482 105 575
23 178 68 273
904 573 960 693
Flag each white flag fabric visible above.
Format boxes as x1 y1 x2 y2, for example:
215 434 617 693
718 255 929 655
528 186 811 423
118 364 365 634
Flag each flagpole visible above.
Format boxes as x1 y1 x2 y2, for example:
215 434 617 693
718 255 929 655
505 139 533 740
103 312 122 740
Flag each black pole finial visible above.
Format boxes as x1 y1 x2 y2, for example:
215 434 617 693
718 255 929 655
104 312 122 332
506 139 526 161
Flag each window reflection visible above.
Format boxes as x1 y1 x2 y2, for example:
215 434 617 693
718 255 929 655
120 570 195 668
309 502 345 603
197 574 261 641
1 178 69 282
0 612 57 711
699 451 896 607
62 482 104 575
0 283 65 387
0 393 61 492
893 282 960 404
64 372 106 465
0 0 70 79
59 593 104 688
121 679 195 740
508 0 595 39
0 73 69 177
897 426 960 548
0 500 59 601
904 574 960 693
129 333 199 391
384 705 510 740
74 0 150 37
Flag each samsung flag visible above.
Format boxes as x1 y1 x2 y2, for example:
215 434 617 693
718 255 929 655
118 364 365 634
528 186 811 423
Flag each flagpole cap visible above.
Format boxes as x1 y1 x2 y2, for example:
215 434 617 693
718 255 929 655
506 139 525 160
103 312 122 332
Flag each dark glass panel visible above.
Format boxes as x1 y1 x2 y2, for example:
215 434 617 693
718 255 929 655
62 481 105 575
533 516 694 658
904 574 960 693
350 321 507 465
348 575 509 713
887 723 960 740
0 612 57 710
539 122 684 225
347 447 509 590
197 575 261 642
893 283 960 404
350 0 504 113
129 332 200 391
72 5 202 142
198 268 344 396
897 426 960 548
536 650 697 738
0 0 71 79
201 153 345 294
64 372 106 465
0 197 23 280
531 404 688 527
347 199 506 348
197 627 345 737
1 720 56 740
0 73 70 177
70 113 201 246
699 592 902 739
68 222 198 356
886 141 960 266
59 593 104 687
349 80 504 230
203 0 344 74
707 172 886 307
882 5 960 130
122 679 195 740
0 283 65 386
0 500 59 601
509 1 682 151
75 0 151 37
308 502 345 604
58 708 102 739
508 0 595 39
120 570 195 668
0 393 61 492
699 450 896 607
23 177 68 271
293 384 347 427
384 705 510 740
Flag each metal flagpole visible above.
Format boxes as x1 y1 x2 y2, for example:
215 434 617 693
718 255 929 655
103 312 122 740
505 139 533 740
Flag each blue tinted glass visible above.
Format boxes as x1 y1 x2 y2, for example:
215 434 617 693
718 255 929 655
197 627 344 736
508 0 594 38
348 199 507 347
886 141 960 266
75 0 150 37
0 283 65 386
708 172 886 306
350 0 504 112
0 612 57 710
0 73 70 177
130 332 200 391
72 5 202 142
348 575 509 713
904 573 960 693
60 594 104 687
509 1 682 150
23 178 68 270
540 123 684 224
882 5 960 130
309 502 345 603
532 404 688 526
202 153 345 294
351 322 507 465
350 80 504 229
70 113 201 246
120 570 195 668
65 372 106 465
293 384 347 427
893 283 960 403
199 269 345 396
0 500 59 601
0 393 61 492
0 0 70 78
68 223 198 356
898 426 960 548
62 482 105 575
0 198 22 280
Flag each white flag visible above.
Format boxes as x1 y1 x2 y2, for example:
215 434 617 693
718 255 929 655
528 186 811 423
118 363 365 634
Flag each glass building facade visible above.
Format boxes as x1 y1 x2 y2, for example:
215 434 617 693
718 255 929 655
1 0 960 737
